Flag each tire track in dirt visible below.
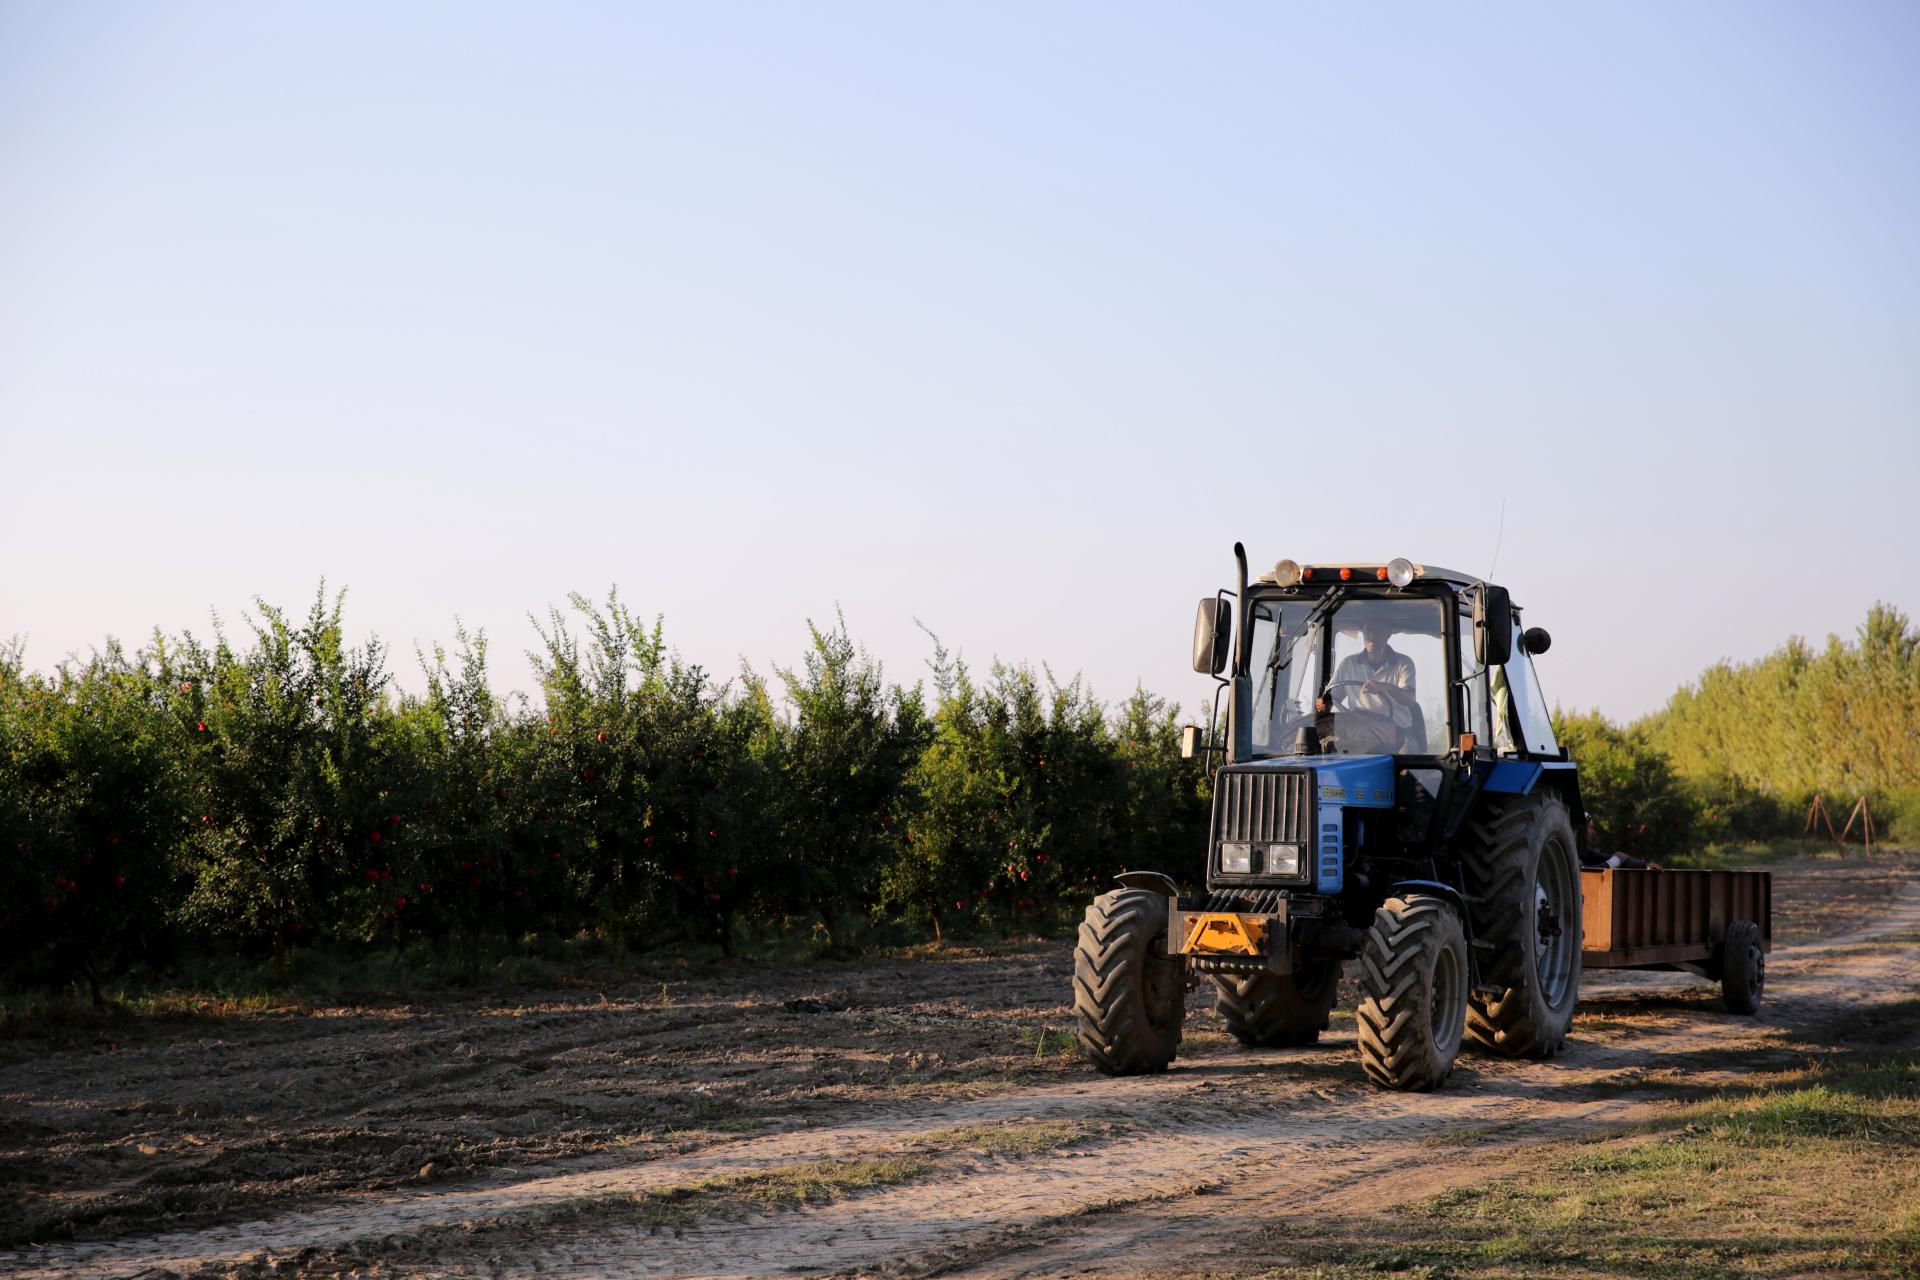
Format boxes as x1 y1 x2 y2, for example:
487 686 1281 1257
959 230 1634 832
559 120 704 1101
8 881 1918 1280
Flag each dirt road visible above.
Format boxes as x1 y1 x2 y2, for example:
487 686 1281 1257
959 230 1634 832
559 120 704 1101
4 854 1917 1279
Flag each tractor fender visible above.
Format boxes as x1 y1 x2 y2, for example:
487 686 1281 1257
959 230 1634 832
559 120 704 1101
1386 879 1491 994
1114 870 1179 898
1474 761 1587 859
1386 879 1468 918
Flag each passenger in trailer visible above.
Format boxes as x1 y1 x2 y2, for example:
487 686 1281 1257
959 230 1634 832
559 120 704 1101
1582 813 1661 871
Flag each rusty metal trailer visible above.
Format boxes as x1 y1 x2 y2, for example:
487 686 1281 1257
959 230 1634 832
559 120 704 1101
1580 867 1772 1012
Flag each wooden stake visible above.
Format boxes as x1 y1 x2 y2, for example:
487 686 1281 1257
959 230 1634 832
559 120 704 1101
1805 794 1840 846
1839 796 1877 854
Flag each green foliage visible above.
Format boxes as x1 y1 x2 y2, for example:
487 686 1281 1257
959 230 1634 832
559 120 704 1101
165 588 399 951
1552 710 1699 857
769 612 928 947
523 590 778 951
0 637 187 996
883 634 1208 938
0 588 1206 984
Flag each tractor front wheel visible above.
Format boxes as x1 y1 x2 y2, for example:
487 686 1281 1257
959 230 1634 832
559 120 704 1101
1213 958 1343 1048
1356 894 1468 1091
1074 888 1184 1075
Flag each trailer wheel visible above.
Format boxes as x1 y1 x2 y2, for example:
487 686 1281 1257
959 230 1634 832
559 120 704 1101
1074 888 1183 1075
1461 791 1582 1059
1357 895 1467 1091
1720 920 1765 1014
1212 958 1343 1048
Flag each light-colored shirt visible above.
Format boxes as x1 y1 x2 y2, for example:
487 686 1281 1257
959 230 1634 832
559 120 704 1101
1333 645 1416 728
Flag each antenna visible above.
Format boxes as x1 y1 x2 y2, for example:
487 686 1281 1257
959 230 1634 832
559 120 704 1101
1486 498 1507 581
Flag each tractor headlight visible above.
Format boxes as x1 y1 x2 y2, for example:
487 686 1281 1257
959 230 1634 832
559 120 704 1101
1264 842 1303 876
1387 557 1416 588
1272 559 1302 586
1218 842 1301 875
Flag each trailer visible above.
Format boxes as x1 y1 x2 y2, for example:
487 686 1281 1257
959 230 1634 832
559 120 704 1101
1580 867 1772 1012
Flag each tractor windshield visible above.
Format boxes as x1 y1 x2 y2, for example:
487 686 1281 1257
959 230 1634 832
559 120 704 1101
1246 595 1449 757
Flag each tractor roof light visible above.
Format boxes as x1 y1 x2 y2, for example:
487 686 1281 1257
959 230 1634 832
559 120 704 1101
1273 559 1302 586
1387 557 1416 588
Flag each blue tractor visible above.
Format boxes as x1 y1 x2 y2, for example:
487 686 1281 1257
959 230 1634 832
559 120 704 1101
1073 547 1585 1090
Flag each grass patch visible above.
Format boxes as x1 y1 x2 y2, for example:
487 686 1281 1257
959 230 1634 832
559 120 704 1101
1420 1120 1532 1148
1665 837 1837 871
920 1121 1093 1156
1246 1048 1920 1279
1012 1023 1080 1061
656 1115 766 1143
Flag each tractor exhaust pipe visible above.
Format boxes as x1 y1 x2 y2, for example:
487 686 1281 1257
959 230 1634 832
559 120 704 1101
1232 541 1250 674
1228 542 1252 763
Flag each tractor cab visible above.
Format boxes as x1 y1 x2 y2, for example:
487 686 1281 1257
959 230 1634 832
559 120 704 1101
1191 556 1558 770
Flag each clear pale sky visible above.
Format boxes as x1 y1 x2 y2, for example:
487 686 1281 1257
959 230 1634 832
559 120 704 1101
3 3 1916 724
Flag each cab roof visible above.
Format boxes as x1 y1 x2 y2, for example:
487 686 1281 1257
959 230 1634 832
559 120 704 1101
1253 561 1481 588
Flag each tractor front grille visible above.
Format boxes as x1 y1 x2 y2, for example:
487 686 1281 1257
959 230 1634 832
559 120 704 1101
1203 888 1289 914
1207 766 1316 888
1211 768 1313 846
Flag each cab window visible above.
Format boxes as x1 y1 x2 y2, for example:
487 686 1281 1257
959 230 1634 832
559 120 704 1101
1502 649 1559 756
1457 608 1490 750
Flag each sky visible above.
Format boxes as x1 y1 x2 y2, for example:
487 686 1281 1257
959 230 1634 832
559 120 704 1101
3 2 1917 725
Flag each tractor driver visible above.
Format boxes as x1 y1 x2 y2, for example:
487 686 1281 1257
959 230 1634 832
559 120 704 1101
1315 618 1417 751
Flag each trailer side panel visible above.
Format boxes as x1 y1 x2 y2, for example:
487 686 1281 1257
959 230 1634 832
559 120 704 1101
1581 868 1771 969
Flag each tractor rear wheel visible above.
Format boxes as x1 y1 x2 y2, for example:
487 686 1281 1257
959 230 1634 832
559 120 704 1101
1074 888 1184 1075
1720 919 1765 1014
1212 959 1342 1047
1356 894 1468 1091
1461 791 1582 1059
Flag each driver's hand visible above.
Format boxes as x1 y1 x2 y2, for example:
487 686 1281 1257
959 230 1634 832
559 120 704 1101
1361 680 1376 695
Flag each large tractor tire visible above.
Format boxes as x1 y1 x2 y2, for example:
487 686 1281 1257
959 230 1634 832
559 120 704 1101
1461 791 1583 1059
1074 888 1184 1075
1356 894 1468 1091
1720 919 1765 1014
1212 959 1343 1048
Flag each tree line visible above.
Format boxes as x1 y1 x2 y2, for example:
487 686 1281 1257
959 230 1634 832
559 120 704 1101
0 589 1211 994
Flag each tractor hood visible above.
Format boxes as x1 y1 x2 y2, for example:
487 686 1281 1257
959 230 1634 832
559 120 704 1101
1228 754 1395 807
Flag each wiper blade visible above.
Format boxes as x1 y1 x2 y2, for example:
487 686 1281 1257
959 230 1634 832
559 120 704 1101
1274 586 1345 675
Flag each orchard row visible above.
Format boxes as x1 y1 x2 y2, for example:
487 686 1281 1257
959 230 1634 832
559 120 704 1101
1 589 1211 991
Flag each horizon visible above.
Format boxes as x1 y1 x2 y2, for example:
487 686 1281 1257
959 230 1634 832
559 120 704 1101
2 576 1907 730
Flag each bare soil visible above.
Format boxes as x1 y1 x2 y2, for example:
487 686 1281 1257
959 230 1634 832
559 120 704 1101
3 850 1916 1279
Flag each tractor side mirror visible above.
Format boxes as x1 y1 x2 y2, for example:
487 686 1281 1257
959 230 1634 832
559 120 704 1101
1522 626 1552 655
1179 725 1203 758
1474 585 1513 667
1192 598 1232 675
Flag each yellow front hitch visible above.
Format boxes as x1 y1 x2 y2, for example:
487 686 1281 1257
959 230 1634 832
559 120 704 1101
1178 911 1269 957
